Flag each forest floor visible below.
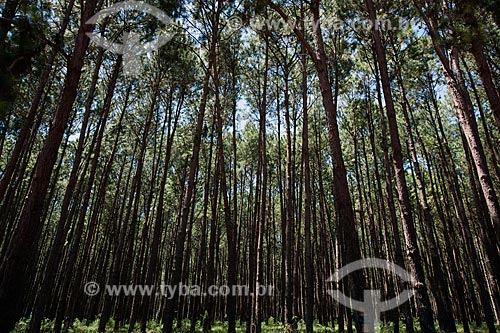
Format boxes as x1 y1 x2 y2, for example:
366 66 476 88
12 318 499 332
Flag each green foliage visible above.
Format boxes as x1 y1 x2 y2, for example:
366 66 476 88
0 9 47 122
13 318 498 332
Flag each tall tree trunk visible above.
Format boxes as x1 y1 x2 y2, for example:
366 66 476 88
0 0 76 202
162 3 219 330
211 36 238 333
283 59 295 329
140 87 183 331
415 0 500 245
0 1 97 329
29 47 105 333
301 41 314 333
366 0 436 331
394 62 456 332
371 52 415 333
265 12 364 315
248 26 269 333
459 1 500 129
59 55 123 331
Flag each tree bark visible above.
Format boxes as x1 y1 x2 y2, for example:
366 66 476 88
0 1 97 329
162 4 219 330
301 40 314 333
415 0 500 247
366 0 436 331
459 0 500 129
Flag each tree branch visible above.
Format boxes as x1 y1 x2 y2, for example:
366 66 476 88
266 0 318 66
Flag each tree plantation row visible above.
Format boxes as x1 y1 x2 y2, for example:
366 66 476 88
0 0 499 332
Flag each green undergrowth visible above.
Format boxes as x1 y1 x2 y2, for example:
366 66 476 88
12 317 498 332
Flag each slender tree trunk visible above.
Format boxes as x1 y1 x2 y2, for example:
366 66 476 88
415 0 500 245
283 61 295 329
366 0 435 331
0 0 76 203
29 47 105 333
265 12 364 317
301 41 314 333
394 63 456 332
162 4 219 330
459 1 500 129
140 87 183 331
59 55 123 330
248 26 269 333
0 1 97 329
